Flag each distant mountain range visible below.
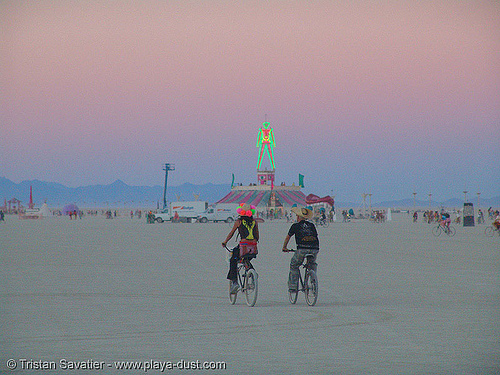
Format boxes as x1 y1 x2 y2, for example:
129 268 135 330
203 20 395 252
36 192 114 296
1 177 498 209
0 177 230 208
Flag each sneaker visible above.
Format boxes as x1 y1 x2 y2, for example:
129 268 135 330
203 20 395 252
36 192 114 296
230 281 239 294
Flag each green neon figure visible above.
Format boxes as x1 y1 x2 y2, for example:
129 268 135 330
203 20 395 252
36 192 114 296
256 122 276 170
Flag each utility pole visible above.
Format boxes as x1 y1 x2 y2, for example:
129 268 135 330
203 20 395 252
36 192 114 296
163 163 175 210
361 193 368 217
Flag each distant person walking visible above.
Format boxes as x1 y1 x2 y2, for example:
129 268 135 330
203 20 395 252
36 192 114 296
478 209 485 224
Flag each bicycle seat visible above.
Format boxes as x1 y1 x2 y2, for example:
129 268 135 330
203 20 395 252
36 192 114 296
240 254 257 261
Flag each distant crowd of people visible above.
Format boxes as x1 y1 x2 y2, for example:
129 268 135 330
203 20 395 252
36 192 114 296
130 210 143 219
411 207 498 226
68 210 82 220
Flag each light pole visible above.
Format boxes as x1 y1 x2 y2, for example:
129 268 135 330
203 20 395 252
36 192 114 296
413 192 417 211
428 192 432 209
163 163 175 209
463 190 468 203
361 193 368 217
477 192 480 208
368 193 372 214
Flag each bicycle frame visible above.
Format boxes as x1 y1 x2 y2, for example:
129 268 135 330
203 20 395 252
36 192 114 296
236 258 253 289
296 259 314 292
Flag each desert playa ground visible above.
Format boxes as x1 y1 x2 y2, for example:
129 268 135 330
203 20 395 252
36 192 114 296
1 213 499 374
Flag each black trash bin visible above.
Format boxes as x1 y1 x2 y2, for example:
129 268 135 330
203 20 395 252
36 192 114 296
463 203 475 227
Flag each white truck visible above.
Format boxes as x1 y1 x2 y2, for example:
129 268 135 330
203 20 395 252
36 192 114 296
154 201 209 223
153 208 170 223
197 203 237 223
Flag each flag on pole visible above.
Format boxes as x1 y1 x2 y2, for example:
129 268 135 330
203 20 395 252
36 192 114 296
299 174 304 188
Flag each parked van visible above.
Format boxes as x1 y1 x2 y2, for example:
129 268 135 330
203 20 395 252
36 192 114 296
198 203 237 223
153 208 170 223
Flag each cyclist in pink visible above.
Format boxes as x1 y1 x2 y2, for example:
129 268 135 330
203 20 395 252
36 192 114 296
493 211 500 230
222 203 259 293
440 211 451 229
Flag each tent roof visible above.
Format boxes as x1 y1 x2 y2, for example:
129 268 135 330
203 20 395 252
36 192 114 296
62 203 80 214
216 189 306 208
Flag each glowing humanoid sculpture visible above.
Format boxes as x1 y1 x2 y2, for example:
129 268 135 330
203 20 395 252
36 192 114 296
256 122 276 170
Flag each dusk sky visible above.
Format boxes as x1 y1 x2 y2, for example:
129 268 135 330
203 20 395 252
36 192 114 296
1 1 499 202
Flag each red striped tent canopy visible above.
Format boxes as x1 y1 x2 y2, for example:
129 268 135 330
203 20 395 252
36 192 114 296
216 188 307 208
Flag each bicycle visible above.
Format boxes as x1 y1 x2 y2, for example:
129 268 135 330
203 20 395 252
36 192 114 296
283 249 318 306
225 247 258 307
318 218 329 228
432 222 456 237
485 225 500 237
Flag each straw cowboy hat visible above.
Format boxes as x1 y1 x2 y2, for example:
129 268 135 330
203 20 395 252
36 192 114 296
240 203 251 211
291 206 314 220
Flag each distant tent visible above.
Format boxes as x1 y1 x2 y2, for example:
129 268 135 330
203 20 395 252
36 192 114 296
39 203 51 217
305 194 334 207
62 203 80 215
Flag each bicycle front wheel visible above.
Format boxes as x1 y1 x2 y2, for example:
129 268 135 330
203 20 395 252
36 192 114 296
323 221 329 228
485 227 494 237
432 226 442 237
289 289 298 304
447 226 456 237
304 270 318 306
244 269 258 307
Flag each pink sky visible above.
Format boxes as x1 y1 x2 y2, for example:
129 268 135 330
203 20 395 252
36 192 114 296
1 1 499 201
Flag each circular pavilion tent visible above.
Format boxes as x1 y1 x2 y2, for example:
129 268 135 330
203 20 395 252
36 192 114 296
62 203 80 215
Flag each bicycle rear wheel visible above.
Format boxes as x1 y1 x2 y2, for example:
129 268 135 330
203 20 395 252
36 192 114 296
432 226 441 236
244 269 258 307
485 227 494 237
229 282 237 305
304 270 318 306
